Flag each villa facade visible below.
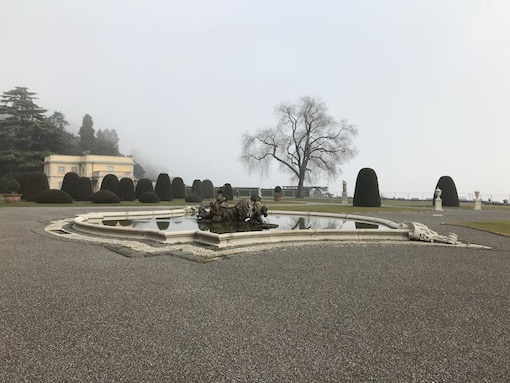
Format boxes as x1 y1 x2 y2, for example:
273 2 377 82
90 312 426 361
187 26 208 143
44 154 134 191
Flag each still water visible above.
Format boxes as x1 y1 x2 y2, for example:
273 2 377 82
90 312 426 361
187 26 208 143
102 214 386 234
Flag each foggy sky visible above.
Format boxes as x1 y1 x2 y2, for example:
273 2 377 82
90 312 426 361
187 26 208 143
1 0 509 199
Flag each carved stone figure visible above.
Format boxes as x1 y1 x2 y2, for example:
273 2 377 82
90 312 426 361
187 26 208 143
197 194 269 224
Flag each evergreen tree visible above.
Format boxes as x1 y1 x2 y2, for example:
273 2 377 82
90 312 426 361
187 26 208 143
0 87 66 182
79 114 95 153
96 128 120 155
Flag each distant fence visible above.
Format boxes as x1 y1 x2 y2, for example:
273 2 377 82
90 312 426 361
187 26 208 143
187 185 509 203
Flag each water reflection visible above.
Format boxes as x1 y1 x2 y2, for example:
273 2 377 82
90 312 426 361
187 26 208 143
101 215 384 233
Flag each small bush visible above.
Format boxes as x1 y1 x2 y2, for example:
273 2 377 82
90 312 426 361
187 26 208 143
100 174 119 195
185 193 203 203
202 179 214 198
433 176 459 207
139 191 160 203
61 172 80 199
35 189 73 204
155 173 173 201
75 177 93 201
172 177 186 198
118 178 136 201
353 168 381 207
90 190 120 204
135 178 154 199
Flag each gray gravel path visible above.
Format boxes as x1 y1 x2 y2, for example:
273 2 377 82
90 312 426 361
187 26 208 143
1 206 509 382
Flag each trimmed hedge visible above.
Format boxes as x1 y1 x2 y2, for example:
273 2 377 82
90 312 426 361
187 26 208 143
100 174 119 195
433 176 459 207
118 178 136 201
139 191 160 203
135 178 154 199
185 193 203 203
18 171 49 201
90 190 120 203
202 179 214 198
172 177 185 198
35 189 73 204
61 172 80 199
75 177 94 201
155 173 173 201
353 168 381 207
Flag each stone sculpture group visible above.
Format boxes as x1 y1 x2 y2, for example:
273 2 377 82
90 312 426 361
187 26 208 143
197 187 269 225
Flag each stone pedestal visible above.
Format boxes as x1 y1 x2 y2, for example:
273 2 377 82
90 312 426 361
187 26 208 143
434 188 443 211
342 192 348 205
474 190 482 210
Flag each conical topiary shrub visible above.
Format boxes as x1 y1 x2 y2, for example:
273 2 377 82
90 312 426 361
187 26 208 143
118 178 136 201
172 177 185 198
192 179 204 199
75 177 93 201
353 168 381 207
223 183 234 201
19 171 50 201
61 172 80 199
202 179 214 199
433 176 459 207
135 178 154 199
100 174 119 195
155 173 173 201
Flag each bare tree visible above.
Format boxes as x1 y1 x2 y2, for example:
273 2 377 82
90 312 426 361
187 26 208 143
240 96 357 198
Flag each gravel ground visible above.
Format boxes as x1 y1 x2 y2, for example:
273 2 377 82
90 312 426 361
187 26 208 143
1 206 509 382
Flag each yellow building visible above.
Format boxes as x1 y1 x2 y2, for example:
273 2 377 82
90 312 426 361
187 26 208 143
44 154 135 191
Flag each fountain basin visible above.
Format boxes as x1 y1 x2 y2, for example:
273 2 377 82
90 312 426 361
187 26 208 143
73 207 412 248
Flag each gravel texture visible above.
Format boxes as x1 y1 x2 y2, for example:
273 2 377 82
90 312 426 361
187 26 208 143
1 206 509 382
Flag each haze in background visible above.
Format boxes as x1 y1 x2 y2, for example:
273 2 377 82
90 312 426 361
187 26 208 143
1 0 509 199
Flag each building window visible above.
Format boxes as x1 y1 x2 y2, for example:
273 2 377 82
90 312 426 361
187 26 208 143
71 166 78 173
58 166 66 174
107 165 114 172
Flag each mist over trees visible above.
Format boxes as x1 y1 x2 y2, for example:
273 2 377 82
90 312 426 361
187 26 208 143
0 86 137 189
240 96 358 198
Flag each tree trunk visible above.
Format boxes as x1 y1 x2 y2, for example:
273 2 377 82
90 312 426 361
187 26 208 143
296 176 305 198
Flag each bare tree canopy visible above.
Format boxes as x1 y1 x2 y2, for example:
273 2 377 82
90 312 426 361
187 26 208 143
240 96 358 198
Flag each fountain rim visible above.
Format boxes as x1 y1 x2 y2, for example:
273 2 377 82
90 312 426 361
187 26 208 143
72 206 412 248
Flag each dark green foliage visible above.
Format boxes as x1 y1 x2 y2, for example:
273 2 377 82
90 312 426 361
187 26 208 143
202 179 214 198
172 177 185 198
353 168 381 207
100 174 119 195
134 162 145 179
7 179 20 192
118 178 136 201
135 178 154 199
90 189 120 203
192 179 204 199
433 176 460 207
155 173 173 201
79 114 95 153
185 193 203 203
18 171 49 201
61 172 80 199
35 189 73 203
139 191 160 203
95 128 120 156
75 177 94 201
223 183 234 201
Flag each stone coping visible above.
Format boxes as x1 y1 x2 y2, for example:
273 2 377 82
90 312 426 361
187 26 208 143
72 207 412 249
